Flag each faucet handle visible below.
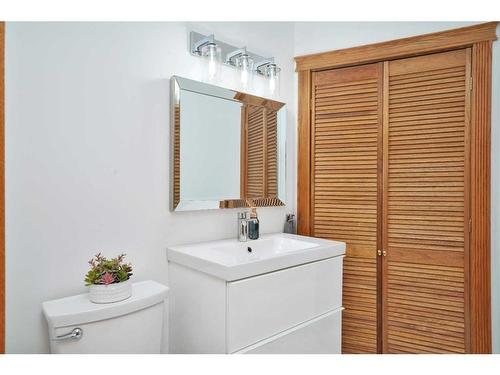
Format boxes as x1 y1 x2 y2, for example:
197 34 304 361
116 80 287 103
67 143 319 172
238 211 249 242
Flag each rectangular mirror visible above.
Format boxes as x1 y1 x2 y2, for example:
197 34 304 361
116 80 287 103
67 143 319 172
171 76 286 211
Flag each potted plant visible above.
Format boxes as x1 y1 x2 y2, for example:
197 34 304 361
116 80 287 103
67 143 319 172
85 253 133 303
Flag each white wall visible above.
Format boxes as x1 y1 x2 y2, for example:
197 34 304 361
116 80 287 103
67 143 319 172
294 21 500 354
294 22 479 55
5 22 296 353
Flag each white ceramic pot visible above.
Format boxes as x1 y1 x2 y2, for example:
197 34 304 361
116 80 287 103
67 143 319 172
88 280 132 304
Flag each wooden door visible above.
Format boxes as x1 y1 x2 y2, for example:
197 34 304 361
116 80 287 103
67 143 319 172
311 64 383 353
298 23 494 354
382 49 471 353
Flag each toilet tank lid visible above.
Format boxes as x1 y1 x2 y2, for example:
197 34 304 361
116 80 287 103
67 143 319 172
42 280 169 328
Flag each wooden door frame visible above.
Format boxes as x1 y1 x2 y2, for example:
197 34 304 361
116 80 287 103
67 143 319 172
1 21 5 354
295 22 498 354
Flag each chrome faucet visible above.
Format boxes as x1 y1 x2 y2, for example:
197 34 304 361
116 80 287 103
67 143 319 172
238 211 249 242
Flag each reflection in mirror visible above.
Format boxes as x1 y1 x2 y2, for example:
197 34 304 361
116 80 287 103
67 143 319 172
171 76 286 211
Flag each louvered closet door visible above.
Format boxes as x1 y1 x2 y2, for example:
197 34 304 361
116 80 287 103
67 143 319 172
383 49 471 353
311 64 382 354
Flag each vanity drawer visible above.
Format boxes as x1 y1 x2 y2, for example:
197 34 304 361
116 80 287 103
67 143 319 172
226 256 343 353
236 308 342 354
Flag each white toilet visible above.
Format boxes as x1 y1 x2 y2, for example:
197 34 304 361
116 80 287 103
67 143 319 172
42 280 169 354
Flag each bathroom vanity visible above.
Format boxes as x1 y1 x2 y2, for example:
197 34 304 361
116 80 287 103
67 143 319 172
167 233 345 354
167 76 344 353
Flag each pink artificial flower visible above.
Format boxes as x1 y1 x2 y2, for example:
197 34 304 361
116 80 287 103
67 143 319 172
101 272 115 285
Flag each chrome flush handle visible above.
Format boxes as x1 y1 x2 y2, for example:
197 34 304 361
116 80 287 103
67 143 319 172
52 327 83 341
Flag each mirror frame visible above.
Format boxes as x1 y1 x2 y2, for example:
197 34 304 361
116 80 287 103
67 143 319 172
170 76 286 211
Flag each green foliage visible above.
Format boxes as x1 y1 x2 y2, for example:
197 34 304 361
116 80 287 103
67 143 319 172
84 268 101 286
84 253 133 286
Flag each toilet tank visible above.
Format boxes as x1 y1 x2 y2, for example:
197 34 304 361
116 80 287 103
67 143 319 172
42 280 169 354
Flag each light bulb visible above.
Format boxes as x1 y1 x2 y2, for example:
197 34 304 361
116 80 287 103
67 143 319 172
207 44 217 82
208 60 216 81
266 64 279 96
238 54 253 89
241 69 249 88
200 42 220 83
269 72 276 94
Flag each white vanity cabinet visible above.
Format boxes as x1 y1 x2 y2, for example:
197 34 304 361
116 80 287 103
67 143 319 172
167 233 345 354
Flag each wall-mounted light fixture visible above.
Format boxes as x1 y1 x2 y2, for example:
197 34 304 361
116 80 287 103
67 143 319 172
191 34 221 83
190 31 281 96
226 47 254 90
255 59 281 96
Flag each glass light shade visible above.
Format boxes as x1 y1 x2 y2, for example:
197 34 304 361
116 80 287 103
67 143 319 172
235 54 254 90
200 43 221 83
265 63 280 97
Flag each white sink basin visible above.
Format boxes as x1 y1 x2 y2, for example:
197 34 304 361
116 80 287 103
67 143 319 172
166 233 345 281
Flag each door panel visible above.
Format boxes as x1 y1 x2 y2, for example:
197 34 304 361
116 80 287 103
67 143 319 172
309 49 471 354
383 49 470 353
311 63 382 354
